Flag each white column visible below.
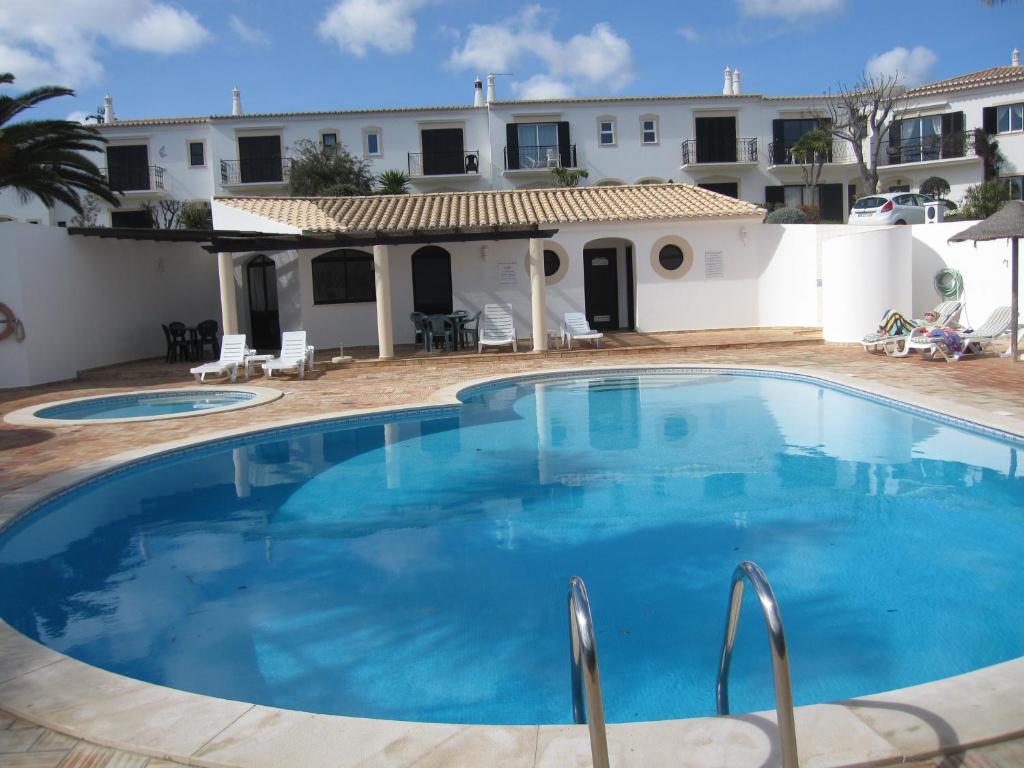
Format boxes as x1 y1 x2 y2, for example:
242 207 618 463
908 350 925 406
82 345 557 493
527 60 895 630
373 244 395 359
529 238 548 352
217 252 239 335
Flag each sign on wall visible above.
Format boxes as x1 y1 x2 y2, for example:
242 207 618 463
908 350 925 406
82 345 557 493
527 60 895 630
497 262 518 285
705 251 724 279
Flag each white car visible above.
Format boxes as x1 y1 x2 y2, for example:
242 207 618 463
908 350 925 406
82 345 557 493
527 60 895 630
849 192 929 225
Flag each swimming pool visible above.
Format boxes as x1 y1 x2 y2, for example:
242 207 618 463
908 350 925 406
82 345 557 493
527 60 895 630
5 387 280 425
0 370 1021 726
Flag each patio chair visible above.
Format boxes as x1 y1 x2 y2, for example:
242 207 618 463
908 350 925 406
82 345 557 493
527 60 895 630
861 301 962 357
190 334 247 383
167 321 193 362
263 331 309 378
194 319 220 360
562 312 603 349
161 324 175 363
458 311 481 349
410 312 428 350
424 314 455 352
479 303 517 353
906 306 1012 362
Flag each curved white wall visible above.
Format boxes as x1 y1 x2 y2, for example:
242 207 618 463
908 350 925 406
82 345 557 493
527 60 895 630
821 227 912 342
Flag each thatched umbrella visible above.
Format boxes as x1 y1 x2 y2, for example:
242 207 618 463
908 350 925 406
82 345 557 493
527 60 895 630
949 200 1024 362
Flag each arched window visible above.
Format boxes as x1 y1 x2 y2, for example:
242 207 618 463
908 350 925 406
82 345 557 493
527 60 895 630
311 249 375 304
543 249 561 277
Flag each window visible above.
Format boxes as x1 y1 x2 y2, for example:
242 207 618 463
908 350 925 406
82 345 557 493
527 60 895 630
517 122 559 167
641 117 658 144
321 132 338 154
997 103 1024 133
543 249 560 277
598 117 616 146
236 135 283 183
658 244 685 271
311 249 375 304
106 144 150 191
1004 176 1024 200
770 118 828 164
363 127 382 156
188 141 205 167
650 236 694 279
110 209 153 228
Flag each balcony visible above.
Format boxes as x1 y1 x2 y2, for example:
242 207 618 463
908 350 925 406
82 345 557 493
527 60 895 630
102 165 165 194
407 150 481 178
220 158 293 186
880 131 977 167
766 141 852 166
681 139 758 167
503 144 578 172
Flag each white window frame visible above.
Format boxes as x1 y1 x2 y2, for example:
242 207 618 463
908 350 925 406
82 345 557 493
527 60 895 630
362 126 383 157
319 129 340 154
997 103 1024 134
597 115 616 147
640 114 659 145
186 139 206 168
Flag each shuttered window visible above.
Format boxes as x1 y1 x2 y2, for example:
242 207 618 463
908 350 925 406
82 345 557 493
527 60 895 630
312 250 375 304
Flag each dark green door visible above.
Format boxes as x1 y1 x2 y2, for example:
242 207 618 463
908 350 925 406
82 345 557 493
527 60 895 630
420 129 464 175
583 248 619 331
247 255 281 351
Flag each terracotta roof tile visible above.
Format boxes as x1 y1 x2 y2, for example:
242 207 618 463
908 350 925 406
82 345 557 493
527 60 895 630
908 66 1024 97
216 184 764 235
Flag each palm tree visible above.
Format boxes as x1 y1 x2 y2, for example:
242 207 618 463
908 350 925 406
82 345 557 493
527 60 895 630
0 73 119 215
376 169 410 194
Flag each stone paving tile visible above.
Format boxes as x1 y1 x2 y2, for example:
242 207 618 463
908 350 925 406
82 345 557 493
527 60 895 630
101 752 151 768
0 730 42 754
0 752 69 768
28 734 77 754
53 743 112 768
0 715 15 731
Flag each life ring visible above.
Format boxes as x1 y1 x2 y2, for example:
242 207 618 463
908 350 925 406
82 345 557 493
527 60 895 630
0 303 25 343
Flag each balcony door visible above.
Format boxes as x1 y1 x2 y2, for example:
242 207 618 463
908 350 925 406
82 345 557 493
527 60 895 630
238 136 283 183
106 145 150 192
420 129 464 175
517 122 557 168
695 117 737 163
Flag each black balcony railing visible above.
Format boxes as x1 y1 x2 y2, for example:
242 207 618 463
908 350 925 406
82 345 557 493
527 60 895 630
881 131 976 166
407 150 480 177
681 138 758 165
220 157 293 185
504 144 577 170
103 165 164 193
767 140 851 165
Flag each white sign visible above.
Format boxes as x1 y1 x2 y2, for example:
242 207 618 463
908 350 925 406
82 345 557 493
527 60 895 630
704 250 724 279
497 262 517 285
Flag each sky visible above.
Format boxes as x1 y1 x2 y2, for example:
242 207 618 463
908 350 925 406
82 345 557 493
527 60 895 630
3 0 1024 122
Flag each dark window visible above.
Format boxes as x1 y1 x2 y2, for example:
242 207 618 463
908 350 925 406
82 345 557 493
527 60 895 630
1004 176 1024 200
110 209 153 228
658 244 685 271
770 118 829 164
188 141 205 167
420 128 465 175
106 145 150 191
322 133 338 153
237 135 283 182
411 246 453 314
312 250 375 304
695 116 737 162
699 182 739 198
543 249 560 277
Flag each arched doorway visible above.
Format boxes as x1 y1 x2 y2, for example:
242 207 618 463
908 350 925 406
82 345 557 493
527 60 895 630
246 254 281 351
582 237 635 331
411 246 453 315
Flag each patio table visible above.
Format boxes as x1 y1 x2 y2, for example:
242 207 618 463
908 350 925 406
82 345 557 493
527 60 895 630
244 354 273 378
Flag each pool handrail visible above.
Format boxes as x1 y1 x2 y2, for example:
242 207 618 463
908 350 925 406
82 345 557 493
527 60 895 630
568 575 611 768
716 561 799 768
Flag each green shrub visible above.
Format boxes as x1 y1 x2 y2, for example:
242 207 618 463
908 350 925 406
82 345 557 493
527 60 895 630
765 206 809 224
920 176 951 200
958 180 1009 220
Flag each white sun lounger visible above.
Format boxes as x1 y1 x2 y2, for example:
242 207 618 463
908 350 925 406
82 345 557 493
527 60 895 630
263 331 309 378
906 305 1013 362
861 300 962 357
190 334 247 383
562 312 603 349
478 303 517 353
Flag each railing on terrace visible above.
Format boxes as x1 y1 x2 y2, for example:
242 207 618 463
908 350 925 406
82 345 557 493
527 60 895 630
504 144 577 170
681 138 758 165
767 140 852 165
880 131 977 166
219 158 293 185
407 150 481 177
102 165 165 193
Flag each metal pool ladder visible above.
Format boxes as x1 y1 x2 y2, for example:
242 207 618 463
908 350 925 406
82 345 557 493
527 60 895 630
716 561 800 768
568 576 611 768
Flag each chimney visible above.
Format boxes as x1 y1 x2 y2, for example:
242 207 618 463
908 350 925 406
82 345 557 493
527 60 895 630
1014 48 1022 67
473 77 484 107
231 86 242 116
732 69 742 95
486 73 496 104
103 94 114 124
723 67 733 96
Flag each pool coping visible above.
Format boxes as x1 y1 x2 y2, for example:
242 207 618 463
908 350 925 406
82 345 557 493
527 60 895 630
1 362 1023 768
3 386 283 427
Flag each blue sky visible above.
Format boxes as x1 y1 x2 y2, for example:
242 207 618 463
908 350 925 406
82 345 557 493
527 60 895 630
3 0 1024 121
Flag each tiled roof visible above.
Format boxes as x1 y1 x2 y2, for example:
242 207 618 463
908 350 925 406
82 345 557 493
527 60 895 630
490 94 764 106
100 104 477 129
216 183 764 234
908 65 1024 97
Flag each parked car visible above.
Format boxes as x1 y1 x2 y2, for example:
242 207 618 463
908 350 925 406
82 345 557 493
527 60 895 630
849 192 929 225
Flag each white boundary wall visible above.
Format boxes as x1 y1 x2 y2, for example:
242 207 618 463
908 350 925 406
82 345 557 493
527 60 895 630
0 223 219 388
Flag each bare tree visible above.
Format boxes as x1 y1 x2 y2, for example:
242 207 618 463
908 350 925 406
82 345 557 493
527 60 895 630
825 73 905 194
141 199 186 229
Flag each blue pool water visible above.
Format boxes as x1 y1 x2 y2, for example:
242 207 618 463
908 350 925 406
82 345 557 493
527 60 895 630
1 371 1022 725
35 390 255 420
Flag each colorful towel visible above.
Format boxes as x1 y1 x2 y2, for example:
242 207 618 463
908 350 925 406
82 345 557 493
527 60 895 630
928 327 964 356
878 310 918 337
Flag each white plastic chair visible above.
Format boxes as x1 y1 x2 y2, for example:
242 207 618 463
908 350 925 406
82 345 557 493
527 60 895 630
263 331 309 377
190 334 247 383
478 304 517 353
562 312 603 349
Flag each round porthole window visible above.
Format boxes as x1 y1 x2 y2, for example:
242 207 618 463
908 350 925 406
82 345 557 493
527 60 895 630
523 242 569 285
543 250 560 277
658 244 685 271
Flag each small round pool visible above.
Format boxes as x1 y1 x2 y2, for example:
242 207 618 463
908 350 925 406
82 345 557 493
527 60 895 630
0 369 1022 726
4 386 281 425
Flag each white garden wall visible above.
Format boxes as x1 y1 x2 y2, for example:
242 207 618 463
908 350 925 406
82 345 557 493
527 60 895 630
0 223 220 388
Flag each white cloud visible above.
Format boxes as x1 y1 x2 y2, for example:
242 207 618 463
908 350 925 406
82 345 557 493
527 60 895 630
738 0 844 19
229 14 271 47
0 0 211 88
318 0 423 57
866 45 937 86
677 26 701 43
65 110 94 124
448 6 634 97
